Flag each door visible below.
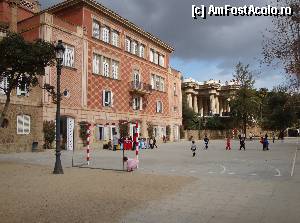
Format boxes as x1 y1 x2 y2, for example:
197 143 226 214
66 117 75 151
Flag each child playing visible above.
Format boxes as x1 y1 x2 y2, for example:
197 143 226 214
191 141 197 157
123 156 139 172
226 135 231 150
204 134 209 150
239 136 245 150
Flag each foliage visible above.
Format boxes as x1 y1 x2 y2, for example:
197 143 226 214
261 89 297 130
230 62 260 135
147 122 154 138
119 120 129 138
262 0 300 78
79 121 90 145
205 117 225 130
42 120 55 149
0 32 56 126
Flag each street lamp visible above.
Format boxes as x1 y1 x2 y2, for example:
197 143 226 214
53 40 65 174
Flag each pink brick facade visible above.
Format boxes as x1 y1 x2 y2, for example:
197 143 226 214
0 0 182 152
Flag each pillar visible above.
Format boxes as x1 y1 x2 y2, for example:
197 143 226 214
193 95 198 113
219 99 223 116
187 94 193 109
215 97 219 115
199 98 203 116
210 94 215 115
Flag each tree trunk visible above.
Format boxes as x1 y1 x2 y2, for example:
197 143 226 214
0 94 11 127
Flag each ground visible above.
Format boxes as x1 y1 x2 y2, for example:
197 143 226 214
0 138 299 223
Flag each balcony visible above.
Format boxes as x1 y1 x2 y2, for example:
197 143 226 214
129 81 152 95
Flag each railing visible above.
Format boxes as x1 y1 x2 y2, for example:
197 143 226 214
130 81 152 93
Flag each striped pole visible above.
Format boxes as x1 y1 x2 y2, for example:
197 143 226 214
86 123 91 165
135 121 139 164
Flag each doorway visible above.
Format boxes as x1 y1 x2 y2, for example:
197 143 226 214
60 116 75 151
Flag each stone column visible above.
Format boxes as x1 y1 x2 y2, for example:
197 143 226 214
199 98 203 116
187 94 193 109
210 94 215 115
219 99 223 116
193 95 198 113
227 102 231 113
215 96 219 115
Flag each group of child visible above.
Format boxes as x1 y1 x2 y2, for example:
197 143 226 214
116 137 158 150
190 133 273 156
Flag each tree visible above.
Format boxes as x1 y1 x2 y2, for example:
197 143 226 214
230 62 260 136
0 33 56 126
262 0 300 79
261 89 297 131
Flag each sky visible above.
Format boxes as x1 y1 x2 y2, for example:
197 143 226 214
39 0 288 89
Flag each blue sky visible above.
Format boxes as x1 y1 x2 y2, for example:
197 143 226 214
40 0 288 89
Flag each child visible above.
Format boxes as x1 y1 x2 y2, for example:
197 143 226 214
191 141 197 157
123 156 139 172
204 134 209 150
226 136 231 150
239 136 245 150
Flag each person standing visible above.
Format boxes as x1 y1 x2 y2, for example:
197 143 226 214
204 134 209 150
249 132 253 141
112 133 118 151
226 135 231 150
239 136 245 150
272 131 275 143
149 137 154 149
191 141 197 157
153 137 158 148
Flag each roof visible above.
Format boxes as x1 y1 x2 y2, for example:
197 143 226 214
41 0 174 52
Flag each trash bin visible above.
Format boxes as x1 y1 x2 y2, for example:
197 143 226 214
32 142 38 152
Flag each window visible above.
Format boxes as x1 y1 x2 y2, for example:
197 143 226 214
102 57 110 77
125 37 131 52
151 74 165 92
112 31 119 47
133 97 142 110
98 126 104 140
151 74 155 89
150 49 154 62
0 77 8 95
17 115 30 134
102 90 113 107
102 26 110 43
156 101 163 113
159 55 165 67
93 54 101 75
92 20 100 39
132 41 138 55
154 52 159 64
62 44 75 68
17 82 28 96
173 83 177 96
133 69 140 84
139 44 145 58
112 60 119 79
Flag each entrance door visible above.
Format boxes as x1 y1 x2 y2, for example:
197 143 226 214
66 117 74 151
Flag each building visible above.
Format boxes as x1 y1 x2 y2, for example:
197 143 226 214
0 0 182 153
182 78 239 117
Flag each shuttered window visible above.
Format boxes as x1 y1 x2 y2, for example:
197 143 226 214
17 115 30 135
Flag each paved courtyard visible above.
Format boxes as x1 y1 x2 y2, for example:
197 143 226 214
1 138 300 223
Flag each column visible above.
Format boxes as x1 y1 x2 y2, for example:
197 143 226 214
199 98 204 116
193 95 198 113
227 102 231 113
210 94 215 115
219 99 223 116
187 94 193 109
215 97 219 115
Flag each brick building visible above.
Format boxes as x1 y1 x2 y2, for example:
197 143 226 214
0 0 182 152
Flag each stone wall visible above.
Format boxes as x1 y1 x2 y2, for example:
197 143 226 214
0 104 43 153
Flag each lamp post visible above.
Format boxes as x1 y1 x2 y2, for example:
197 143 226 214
53 40 65 174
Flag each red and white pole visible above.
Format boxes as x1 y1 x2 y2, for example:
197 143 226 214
135 121 139 163
86 123 91 165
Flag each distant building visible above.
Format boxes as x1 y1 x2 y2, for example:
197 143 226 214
0 0 182 153
182 78 240 117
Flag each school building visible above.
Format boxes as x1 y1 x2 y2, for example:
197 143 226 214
0 0 182 152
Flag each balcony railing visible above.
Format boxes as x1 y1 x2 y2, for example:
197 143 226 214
129 81 152 94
